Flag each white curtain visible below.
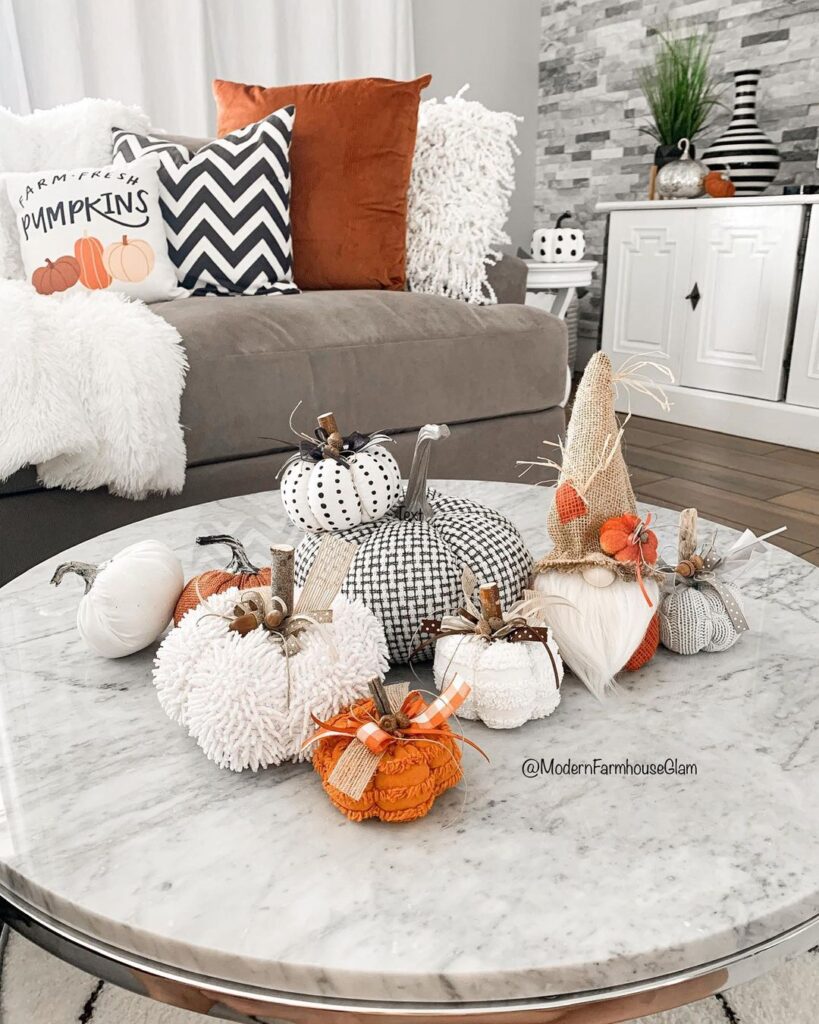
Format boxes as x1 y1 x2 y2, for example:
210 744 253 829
0 0 416 135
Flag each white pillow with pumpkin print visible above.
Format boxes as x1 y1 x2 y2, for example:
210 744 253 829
4 156 182 302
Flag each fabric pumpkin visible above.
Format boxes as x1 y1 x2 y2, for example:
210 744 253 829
31 255 80 295
280 412 401 532
295 425 533 663
530 212 586 263
174 534 271 625
154 587 388 770
311 692 462 822
51 540 184 658
74 234 111 290
659 582 743 655
105 234 155 282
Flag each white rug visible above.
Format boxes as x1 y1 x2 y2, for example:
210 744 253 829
1 930 816 1023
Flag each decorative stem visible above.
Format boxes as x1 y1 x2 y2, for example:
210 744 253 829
269 544 295 612
368 677 392 718
678 508 698 563
50 561 98 594
479 582 502 623
317 412 343 458
195 535 260 574
397 424 451 520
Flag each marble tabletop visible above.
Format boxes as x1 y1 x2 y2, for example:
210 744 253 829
0 481 817 1007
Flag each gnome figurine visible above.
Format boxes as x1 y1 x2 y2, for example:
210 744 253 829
531 353 661 698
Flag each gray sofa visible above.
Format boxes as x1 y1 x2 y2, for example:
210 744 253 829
0 256 567 584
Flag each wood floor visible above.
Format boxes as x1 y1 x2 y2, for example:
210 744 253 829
620 415 819 564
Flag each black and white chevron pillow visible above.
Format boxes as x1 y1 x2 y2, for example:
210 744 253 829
112 108 298 297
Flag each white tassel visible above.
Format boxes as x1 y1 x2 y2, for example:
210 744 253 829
532 572 658 699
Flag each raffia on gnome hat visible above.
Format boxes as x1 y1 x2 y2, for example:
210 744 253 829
534 352 660 580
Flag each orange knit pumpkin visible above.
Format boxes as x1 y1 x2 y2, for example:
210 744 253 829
312 695 463 822
74 234 112 290
173 535 271 625
624 612 660 671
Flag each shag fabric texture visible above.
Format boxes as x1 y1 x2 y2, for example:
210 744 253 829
0 98 149 279
0 280 187 498
659 583 743 655
153 587 388 770
4 930 819 1024
433 633 563 729
406 85 520 304
533 571 659 699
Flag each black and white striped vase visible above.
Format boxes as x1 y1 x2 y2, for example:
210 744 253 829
703 69 780 195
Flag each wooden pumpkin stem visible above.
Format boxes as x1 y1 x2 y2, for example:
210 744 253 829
678 508 698 563
50 560 98 594
317 412 343 457
195 535 260 574
317 412 339 436
368 677 392 718
269 544 295 611
399 423 451 520
479 582 503 623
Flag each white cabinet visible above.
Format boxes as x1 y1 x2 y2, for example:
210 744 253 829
602 204 802 400
787 212 819 409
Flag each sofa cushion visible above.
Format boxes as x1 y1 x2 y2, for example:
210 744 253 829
150 290 567 467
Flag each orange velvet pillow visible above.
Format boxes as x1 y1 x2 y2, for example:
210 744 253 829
213 75 431 291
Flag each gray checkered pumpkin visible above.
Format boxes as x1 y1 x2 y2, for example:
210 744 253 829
294 426 533 663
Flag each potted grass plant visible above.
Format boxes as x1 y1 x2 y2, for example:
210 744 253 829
639 29 722 171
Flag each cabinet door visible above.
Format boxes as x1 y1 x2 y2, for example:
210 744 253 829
601 210 695 381
680 207 802 400
786 211 819 409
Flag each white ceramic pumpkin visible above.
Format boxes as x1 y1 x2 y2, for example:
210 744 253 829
434 631 563 729
51 540 184 658
530 212 585 263
280 412 402 532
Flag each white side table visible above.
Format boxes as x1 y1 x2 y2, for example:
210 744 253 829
524 259 597 319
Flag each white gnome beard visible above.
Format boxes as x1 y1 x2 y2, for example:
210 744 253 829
532 571 659 699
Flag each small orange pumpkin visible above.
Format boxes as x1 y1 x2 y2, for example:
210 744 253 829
31 255 81 295
554 480 587 524
600 513 659 566
105 234 155 283
74 234 112 290
704 170 736 199
173 535 272 625
624 612 660 671
312 695 463 823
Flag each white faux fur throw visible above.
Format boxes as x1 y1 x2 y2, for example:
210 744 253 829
406 85 521 304
0 280 187 498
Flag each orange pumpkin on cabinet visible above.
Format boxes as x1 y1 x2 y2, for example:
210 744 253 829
311 694 463 823
704 170 736 198
31 255 81 295
74 234 112 290
173 535 271 625
104 235 155 283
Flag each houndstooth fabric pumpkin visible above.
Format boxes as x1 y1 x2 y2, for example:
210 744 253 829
295 488 532 663
659 583 743 655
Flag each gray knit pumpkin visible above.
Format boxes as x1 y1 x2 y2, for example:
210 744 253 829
294 426 532 664
659 583 742 655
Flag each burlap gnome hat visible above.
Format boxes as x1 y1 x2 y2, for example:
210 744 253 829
535 352 653 580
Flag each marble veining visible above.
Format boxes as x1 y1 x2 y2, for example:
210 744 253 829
0 481 817 1004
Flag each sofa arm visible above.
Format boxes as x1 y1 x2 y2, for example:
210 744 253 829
486 254 528 304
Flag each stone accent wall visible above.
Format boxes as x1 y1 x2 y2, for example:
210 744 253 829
536 0 819 365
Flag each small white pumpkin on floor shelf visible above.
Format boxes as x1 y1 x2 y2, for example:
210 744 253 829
50 539 183 658
428 575 564 729
530 211 586 263
279 410 402 532
152 537 388 770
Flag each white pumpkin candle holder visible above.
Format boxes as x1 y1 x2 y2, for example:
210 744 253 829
295 424 533 664
153 537 388 770
280 411 402 532
427 576 564 730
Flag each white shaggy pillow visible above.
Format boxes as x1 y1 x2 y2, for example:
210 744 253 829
153 587 389 771
406 85 521 304
0 98 149 279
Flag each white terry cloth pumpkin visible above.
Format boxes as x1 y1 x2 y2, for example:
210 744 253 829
295 426 533 664
280 411 401 532
152 587 388 771
51 540 183 658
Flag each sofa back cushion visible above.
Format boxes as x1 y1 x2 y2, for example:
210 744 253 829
213 75 430 291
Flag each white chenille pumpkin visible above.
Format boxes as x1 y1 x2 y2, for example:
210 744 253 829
50 540 184 658
280 412 401 532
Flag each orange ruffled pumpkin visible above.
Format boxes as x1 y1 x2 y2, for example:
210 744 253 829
312 696 463 823
599 513 659 565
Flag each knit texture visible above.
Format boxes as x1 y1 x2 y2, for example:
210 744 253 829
659 584 743 655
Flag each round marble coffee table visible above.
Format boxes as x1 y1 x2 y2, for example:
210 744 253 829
1 481 817 1024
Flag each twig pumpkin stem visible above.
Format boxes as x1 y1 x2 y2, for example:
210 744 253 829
50 561 98 594
195 535 260 574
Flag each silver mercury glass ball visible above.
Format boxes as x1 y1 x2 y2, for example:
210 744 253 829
656 138 708 199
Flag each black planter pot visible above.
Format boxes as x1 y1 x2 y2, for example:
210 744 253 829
654 141 696 168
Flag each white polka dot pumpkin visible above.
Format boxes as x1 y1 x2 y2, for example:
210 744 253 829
280 412 402 532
